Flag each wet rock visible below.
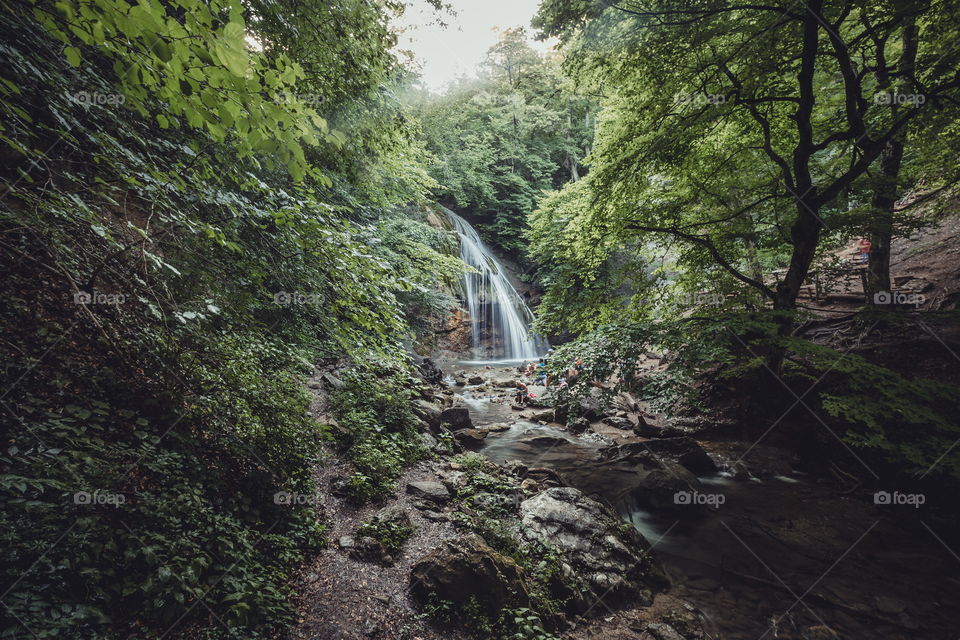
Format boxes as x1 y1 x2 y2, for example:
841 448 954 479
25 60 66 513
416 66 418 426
468 375 485 385
643 622 687 640
453 428 486 450
440 406 472 431
417 357 444 385
641 438 717 474
568 417 591 434
802 626 840 640
525 467 567 487
635 464 703 510
525 407 557 422
406 480 451 504
603 416 635 430
480 422 511 433
519 487 669 612
520 434 570 448
409 535 530 614
454 375 467 386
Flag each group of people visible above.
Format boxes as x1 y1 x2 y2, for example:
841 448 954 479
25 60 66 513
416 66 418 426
514 352 586 406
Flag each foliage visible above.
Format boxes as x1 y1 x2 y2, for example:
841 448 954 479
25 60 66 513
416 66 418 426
532 0 960 311
0 0 444 637
410 28 595 257
356 513 415 554
330 366 428 503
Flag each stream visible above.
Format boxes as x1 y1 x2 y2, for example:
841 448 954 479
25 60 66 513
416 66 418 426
444 362 960 640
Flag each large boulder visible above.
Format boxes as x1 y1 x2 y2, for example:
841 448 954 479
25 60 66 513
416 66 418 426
635 463 703 510
453 428 486 450
640 438 717 474
409 535 529 614
440 406 473 431
519 487 668 612
413 399 442 430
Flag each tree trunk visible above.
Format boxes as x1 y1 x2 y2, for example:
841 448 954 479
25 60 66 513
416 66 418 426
867 19 916 298
774 195 823 311
867 139 903 295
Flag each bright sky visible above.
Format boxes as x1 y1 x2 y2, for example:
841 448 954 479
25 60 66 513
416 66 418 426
394 0 556 93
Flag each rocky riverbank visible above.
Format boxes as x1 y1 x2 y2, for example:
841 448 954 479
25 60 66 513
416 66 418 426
289 360 960 640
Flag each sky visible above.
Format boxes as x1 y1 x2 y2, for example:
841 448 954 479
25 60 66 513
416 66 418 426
393 0 556 93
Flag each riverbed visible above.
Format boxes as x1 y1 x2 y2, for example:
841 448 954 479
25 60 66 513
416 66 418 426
445 362 960 639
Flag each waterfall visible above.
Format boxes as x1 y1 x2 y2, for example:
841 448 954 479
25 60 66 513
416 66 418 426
442 206 547 361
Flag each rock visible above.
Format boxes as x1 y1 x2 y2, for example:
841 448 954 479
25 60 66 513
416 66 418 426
520 478 540 493
802 626 840 640
520 434 570 448
568 417 591 434
471 491 521 513
417 357 444 385
349 535 390 564
875 596 907 614
519 487 668 612
406 480 451 504
409 535 530 614
492 377 517 388
643 622 687 640
418 432 439 451
440 407 472 431
525 467 567 487
525 408 556 422
481 422 511 433
603 416 634 430
321 372 344 389
453 428 486 450
373 503 411 529
467 375 485 385
730 460 751 480
641 437 717 474
636 464 703 510
413 399 442 430
337 535 356 549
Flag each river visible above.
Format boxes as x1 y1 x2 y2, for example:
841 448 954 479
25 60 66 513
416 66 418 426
443 361 960 639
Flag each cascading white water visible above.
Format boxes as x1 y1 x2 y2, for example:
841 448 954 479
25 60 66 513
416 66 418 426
443 207 547 361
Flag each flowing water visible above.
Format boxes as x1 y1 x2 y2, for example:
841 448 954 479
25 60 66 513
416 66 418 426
445 365 960 639
442 206 547 360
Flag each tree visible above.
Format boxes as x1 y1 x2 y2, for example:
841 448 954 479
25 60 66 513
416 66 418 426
534 0 960 313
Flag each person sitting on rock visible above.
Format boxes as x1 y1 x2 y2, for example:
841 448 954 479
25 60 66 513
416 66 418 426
534 358 547 385
515 381 529 406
